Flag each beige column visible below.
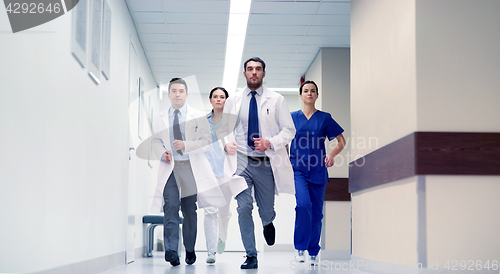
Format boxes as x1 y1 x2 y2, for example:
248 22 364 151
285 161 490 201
351 0 500 270
305 47 351 259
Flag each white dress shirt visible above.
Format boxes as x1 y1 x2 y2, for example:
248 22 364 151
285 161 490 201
235 86 267 157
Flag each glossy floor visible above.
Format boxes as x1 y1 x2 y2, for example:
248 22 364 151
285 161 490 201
102 251 366 274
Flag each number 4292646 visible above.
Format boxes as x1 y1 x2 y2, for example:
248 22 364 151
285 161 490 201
6 3 62 14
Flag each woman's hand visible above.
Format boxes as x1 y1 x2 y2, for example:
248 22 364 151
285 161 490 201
225 141 239 155
325 155 335 168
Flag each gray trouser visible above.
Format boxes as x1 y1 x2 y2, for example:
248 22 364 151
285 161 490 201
163 161 198 253
235 153 276 257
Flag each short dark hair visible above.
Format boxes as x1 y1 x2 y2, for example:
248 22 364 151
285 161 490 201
244 57 266 72
299 80 319 95
168 77 188 93
209 86 229 99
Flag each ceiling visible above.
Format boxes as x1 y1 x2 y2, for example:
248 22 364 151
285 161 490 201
126 0 350 95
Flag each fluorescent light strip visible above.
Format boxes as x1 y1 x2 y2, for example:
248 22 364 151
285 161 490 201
222 0 252 94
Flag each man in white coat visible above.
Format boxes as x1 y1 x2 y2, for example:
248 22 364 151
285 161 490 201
218 57 296 269
151 78 218 266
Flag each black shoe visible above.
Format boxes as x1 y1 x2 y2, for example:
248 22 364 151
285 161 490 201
263 222 275 246
185 250 196 265
164 250 180 266
241 256 258 269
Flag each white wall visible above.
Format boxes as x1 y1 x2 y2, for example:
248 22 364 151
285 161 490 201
324 201 351 251
350 0 419 265
305 50 323 111
320 48 350 178
416 0 500 132
282 94 301 114
304 48 352 255
350 0 417 160
350 0 500 268
351 177 419 265
426 176 500 266
306 48 351 176
414 0 500 266
0 0 157 272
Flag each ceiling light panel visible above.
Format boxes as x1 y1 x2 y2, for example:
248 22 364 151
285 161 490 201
172 59 225 67
244 44 302 53
164 13 229 24
317 2 350 14
129 0 163 11
144 42 171 51
151 66 178 73
170 43 226 52
147 51 175 58
248 14 314 26
167 24 228 35
307 25 350 36
246 26 310 35
138 24 169 34
251 2 320 14
301 36 349 45
312 14 350 25
141 34 170 43
162 0 229 13
133 12 164 23
168 34 226 43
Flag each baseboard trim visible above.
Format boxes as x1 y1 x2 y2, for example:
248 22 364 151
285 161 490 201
135 246 145 259
33 251 125 274
350 255 422 274
350 255 497 274
320 249 351 260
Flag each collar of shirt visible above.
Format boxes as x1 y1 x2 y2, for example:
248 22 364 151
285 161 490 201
206 110 214 120
168 104 187 118
206 110 217 126
245 86 264 97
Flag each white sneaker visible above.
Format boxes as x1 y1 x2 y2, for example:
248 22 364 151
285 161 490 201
309 255 319 266
217 238 225 254
206 252 216 264
295 250 305 263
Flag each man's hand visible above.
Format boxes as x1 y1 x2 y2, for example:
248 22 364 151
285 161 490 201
253 138 271 152
164 151 172 163
325 155 334 168
225 141 239 156
172 140 185 152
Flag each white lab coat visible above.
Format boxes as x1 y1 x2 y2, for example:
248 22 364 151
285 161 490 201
150 105 219 213
218 86 296 195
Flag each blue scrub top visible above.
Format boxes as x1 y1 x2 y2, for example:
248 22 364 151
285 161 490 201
290 110 344 185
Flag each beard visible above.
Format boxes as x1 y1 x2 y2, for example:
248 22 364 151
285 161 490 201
246 77 263 90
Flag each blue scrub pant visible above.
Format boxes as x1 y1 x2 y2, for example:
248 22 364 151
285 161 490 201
294 172 326 256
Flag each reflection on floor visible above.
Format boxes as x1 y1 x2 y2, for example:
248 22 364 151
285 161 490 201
102 251 365 274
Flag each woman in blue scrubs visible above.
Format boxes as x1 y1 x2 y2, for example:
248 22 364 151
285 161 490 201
290 80 346 265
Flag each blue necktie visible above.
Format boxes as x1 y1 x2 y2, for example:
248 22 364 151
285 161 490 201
173 109 183 155
247 91 259 149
